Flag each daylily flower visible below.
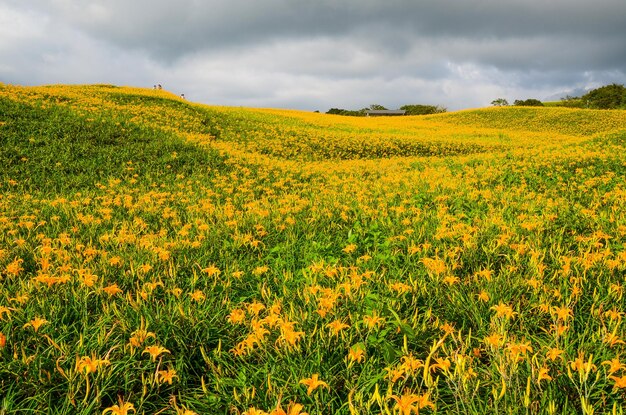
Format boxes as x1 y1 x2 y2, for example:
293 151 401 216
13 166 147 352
299 374 328 396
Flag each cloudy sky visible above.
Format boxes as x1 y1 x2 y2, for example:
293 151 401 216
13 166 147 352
1 0 625 111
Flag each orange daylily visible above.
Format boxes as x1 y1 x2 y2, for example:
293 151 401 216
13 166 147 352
299 374 328 396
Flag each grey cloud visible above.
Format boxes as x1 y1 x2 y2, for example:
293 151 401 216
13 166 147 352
10 0 626 63
1 0 625 111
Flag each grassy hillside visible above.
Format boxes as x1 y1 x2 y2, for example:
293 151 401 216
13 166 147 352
434 106 626 137
1 84 626 414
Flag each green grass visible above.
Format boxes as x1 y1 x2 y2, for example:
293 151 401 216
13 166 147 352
0 94 227 193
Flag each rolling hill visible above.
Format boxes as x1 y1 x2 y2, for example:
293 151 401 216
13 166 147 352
1 84 626 414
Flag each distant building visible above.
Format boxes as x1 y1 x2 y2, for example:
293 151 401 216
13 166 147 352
365 110 406 116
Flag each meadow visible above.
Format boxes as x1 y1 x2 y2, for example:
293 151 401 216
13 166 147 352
0 83 625 414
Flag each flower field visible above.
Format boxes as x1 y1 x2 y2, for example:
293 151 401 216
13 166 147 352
1 83 626 414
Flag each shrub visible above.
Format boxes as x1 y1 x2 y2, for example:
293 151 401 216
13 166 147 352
491 98 509 106
513 99 544 107
399 104 447 115
325 108 366 116
581 83 626 109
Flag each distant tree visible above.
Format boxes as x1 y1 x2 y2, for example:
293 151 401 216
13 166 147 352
369 104 388 110
581 83 626 109
326 108 345 115
399 104 447 115
513 99 544 107
491 98 509 107
325 108 366 117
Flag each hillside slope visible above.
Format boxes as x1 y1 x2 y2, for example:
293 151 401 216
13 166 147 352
3 84 625 167
1 84 626 414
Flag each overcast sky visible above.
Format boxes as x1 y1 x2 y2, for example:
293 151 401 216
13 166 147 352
1 0 625 111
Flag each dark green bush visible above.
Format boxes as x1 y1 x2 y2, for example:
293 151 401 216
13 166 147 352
581 83 626 109
513 99 544 107
399 104 447 115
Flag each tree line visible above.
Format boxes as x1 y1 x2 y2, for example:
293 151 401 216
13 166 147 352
326 104 447 116
492 83 626 109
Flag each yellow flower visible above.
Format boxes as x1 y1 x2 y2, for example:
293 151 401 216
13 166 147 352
76 355 110 375
390 391 435 415
362 313 385 329
477 291 490 302
603 332 625 347
491 303 517 319
201 264 221 277
232 270 245 279
247 301 266 316
4 258 23 276
552 323 569 336
389 282 411 294
10 294 29 305
347 345 365 363
507 341 533 361
604 309 624 322
143 345 170 361
342 244 357 254
157 368 178 385
227 308 246 324
299 374 328 396
474 269 493 281
268 301 282 316
137 264 153 274
551 305 572 321
102 398 135 415
0 306 12 320
357 254 372 263
108 256 123 267
327 320 350 336
442 275 459 285
390 392 420 415
169 287 183 297
157 249 171 262
430 357 451 373
610 375 626 389
537 367 552 384
103 284 123 296
484 333 503 348
440 322 455 334
569 352 596 377
24 317 47 332
190 290 205 302
546 347 564 361
602 357 625 375
252 266 269 276
276 322 305 349
270 402 308 415
422 257 447 275
414 393 435 411
80 273 98 287
400 354 424 372
385 367 405 383
144 281 163 291
128 319 156 349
